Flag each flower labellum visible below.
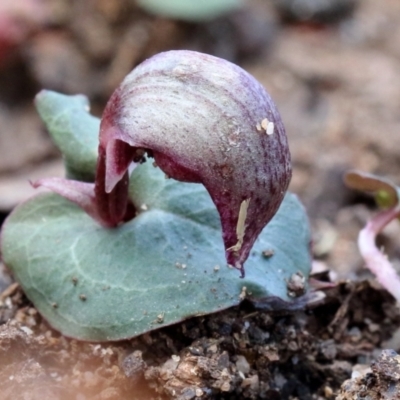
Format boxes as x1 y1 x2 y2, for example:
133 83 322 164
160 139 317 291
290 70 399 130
39 50 292 277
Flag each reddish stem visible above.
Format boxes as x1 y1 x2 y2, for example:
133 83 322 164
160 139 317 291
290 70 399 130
358 205 400 302
94 146 129 227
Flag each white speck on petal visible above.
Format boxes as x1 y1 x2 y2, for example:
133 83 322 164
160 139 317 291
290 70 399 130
261 118 269 130
227 199 250 253
267 122 274 135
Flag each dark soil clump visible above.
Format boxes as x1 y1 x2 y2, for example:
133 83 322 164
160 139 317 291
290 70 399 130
0 279 398 399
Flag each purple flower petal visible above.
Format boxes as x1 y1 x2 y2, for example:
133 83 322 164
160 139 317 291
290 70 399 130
97 50 291 275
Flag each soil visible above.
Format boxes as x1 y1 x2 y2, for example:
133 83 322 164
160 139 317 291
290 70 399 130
1 0 400 399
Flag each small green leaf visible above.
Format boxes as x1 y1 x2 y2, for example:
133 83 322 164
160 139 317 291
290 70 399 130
344 170 400 209
1 162 310 341
136 0 243 22
35 90 99 181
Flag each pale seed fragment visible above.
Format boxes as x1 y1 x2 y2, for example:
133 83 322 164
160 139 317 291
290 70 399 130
266 121 274 135
261 118 269 130
227 199 250 253
156 313 165 323
239 286 247 301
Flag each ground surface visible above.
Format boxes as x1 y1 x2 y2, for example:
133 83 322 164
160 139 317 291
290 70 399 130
1 0 400 399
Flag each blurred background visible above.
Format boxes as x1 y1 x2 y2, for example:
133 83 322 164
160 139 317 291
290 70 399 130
1 0 400 279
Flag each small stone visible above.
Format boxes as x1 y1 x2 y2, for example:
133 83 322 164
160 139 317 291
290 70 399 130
239 286 247 301
241 374 259 391
262 249 274 258
286 272 306 297
236 355 250 375
156 313 164 323
121 350 145 381
324 385 334 398
170 355 180 364
19 326 33 335
220 381 231 392
207 344 218 354
180 387 196 400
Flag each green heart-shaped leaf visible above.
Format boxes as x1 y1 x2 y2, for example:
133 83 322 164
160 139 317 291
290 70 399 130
1 161 310 341
35 90 99 181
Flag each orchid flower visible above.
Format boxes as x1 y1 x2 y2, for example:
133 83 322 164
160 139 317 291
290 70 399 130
36 50 291 276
